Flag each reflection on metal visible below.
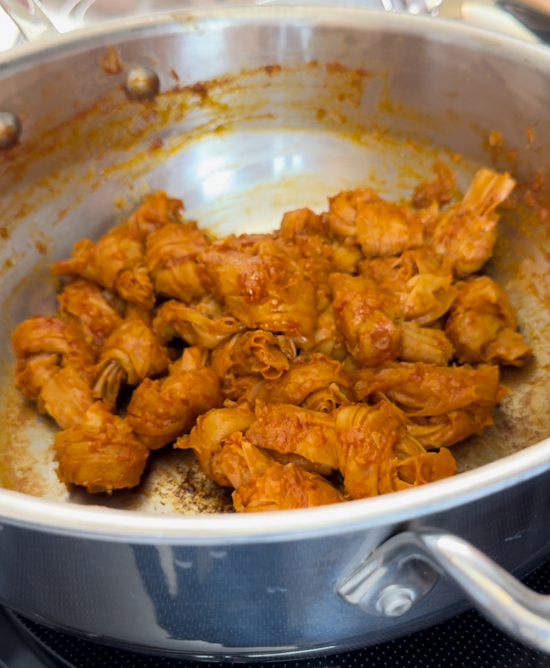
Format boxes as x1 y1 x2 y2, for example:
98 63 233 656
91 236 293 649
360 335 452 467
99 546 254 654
341 530 550 655
0 111 20 149
0 0 544 54
376 586 415 617
337 534 440 618
125 65 160 100
417 531 550 655
0 0 57 42
382 0 443 14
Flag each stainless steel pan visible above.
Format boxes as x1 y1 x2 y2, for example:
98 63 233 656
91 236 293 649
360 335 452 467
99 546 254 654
1 3 550 659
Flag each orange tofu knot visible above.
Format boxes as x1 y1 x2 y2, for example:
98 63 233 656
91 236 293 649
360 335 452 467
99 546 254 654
126 367 222 450
217 432 274 489
199 240 318 338
58 279 123 349
232 462 345 512
175 403 256 487
14 353 60 402
399 321 454 366
211 330 296 383
246 401 341 470
326 187 380 236
153 298 244 349
280 207 327 240
334 401 456 498
310 303 348 362
325 187 426 258
445 276 532 366
430 168 516 277
329 273 401 367
387 447 457 493
55 402 149 493
51 212 157 310
93 318 169 407
275 216 336 303
334 401 405 499
145 222 212 303
38 366 95 429
126 191 184 240
354 200 425 259
354 362 506 449
218 431 333 487
12 315 96 402
360 248 456 327
245 353 353 408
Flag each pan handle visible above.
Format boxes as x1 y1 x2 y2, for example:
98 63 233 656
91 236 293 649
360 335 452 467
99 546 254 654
338 529 550 654
0 0 58 42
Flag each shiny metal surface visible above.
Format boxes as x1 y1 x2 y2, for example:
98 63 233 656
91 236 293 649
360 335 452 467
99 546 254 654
2 468 550 656
500 0 550 22
0 6 550 657
0 0 540 54
497 0 550 38
350 530 550 654
381 0 442 14
418 532 550 654
125 64 160 99
0 0 57 42
0 111 20 149
338 533 440 617
382 0 550 40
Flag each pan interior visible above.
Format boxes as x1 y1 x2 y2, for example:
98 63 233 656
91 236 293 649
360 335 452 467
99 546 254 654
0 17 549 515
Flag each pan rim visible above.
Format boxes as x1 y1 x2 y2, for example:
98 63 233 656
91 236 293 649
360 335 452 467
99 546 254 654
0 4 548 74
0 433 549 543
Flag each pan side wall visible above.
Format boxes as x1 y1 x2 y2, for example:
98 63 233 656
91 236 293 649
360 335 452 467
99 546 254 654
0 469 549 656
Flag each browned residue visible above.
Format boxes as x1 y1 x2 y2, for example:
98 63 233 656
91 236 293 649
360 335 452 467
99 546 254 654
189 81 209 100
325 62 351 74
35 241 47 254
327 111 346 125
66 450 234 514
148 137 164 152
518 170 549 224
0 377 51 498
99 46 124 75
265 64 282 77
526 125 534 147
484 127 521 172
488 129 503 147
0 59 372 221
0 227 8 239
0 373 234 512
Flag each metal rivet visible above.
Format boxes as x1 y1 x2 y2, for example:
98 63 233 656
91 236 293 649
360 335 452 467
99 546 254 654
0 111 21 149
376 587 415 618
125 66 160 100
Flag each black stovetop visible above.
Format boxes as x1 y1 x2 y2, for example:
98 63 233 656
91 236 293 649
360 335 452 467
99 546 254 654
3 557 550 668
